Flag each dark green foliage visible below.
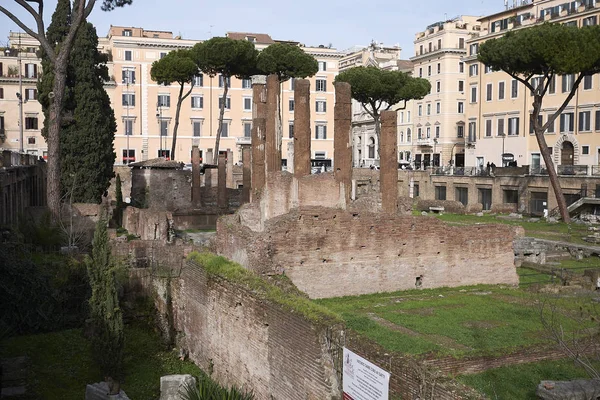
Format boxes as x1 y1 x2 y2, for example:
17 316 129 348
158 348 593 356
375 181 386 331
38 2 116 203
0 243 89 338
60 22 116 203
87 219 124 380
479 23 600 77
256 42 318 82
193 37 259 80
335 66 430 112
101 0 133 11
181 376 254 400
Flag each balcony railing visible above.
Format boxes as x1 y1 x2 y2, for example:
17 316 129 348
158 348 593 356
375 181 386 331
529 166 549 175
431 166 491 176
558 164 588 176
416 138 434 147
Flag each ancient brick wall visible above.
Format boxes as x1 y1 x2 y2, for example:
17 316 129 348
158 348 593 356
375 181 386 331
0 156 46 225
217 207 521 299
130 169 191 211
169 261 341 400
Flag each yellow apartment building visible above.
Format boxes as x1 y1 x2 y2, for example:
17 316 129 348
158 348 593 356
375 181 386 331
408 16 481 170
0 28 343 168
464 0 600 174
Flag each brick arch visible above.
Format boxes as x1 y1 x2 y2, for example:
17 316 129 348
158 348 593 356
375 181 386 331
553 134 580 165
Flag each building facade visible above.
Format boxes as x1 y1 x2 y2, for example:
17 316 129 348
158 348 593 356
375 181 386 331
464 0 600 173
408 16 481 170
0 28 343 167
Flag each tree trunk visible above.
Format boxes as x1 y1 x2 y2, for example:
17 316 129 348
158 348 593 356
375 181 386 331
46 55 69 219
213 77 229 163
170 83 193 160
535 129 570 222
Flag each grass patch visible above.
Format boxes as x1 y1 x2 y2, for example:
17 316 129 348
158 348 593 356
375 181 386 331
316 285 596 357
187 252 342 325
0 324 204 399
459 359 599 399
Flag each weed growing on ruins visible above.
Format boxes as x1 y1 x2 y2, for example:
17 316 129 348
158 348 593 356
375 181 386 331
180 375 254 400
187 252 342 324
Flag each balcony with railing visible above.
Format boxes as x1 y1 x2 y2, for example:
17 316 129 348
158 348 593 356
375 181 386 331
416 138 435 147
557 164 589 176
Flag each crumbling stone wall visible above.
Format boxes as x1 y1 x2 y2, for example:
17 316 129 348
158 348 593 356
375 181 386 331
0 155 46 225
168 261 341 400
217 207 521 298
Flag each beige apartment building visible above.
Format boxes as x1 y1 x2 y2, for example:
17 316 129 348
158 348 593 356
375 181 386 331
407 16 482 170
0 32 44 157
0 27 343 168
464 0 600 174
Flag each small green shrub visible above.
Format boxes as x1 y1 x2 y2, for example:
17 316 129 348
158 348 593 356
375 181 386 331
180 376 254 400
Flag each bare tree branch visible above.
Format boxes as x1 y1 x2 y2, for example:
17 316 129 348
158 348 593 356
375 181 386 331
84 0 97 18
541 74 585 133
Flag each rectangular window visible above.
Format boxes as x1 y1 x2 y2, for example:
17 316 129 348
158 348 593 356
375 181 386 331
243 122 252 138
428 66 432 76
25 117 38 130
242 78 252 89
122 149 135 164
160 120 168 136
121 93 134 107
157 94 170 107
486 83 492 101
124 119 133 136
508 117 520 136
419 68 423 78
0 87 3 99
470 86 477 103
435 186 447 201
459 61 464 73
458 101 464 113
125 50 132 61
469 43 479 56
583 16 597 26
459 38 465 49
25 88 37 101
511 80 519 98
122 69 136 84
316 100 327 113
289 99 295 112
468 122 477 142
562 74 574 93
0 116 4 133
579 111 591 131
243 97 252 111
497 118 505 136
418 105 422 116
435 126 440 138
123 29 132 37
191 96 203 109
560 112 575 132
426 127 431 138
427 104 431 115
318 61 327 71
437 63 441 74
584 75 593 90
221 121 229 137
160 52 167 59
503 190 519 204
158 149 170 158
27 136 35 145
218 97 231 110
218 75 231 88
469 64 478 77
547 115 555 133
596 110 600 131
485 119 492 137
455 187 468 206
436 81 441 93
315 124 327 139
457 125 464 138
436 102 441 114
194 74 203 87
498 81 505 100
193 120 202 137
458 80 464 92
288 122 294 139
316 79 327 92
583 145 590 155
548 75 556 94
25 63 37 78
485 65 493 74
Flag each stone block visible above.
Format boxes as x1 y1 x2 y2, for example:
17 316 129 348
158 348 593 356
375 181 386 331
85 382 130 400
160 374 197 400
536 379 600 400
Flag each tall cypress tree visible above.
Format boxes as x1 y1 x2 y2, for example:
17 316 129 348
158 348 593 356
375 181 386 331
38 1 116 203
61 22 116 202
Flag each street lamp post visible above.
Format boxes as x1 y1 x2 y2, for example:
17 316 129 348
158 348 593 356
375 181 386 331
124 75 130 164
156 103 163 158
500 133 506 166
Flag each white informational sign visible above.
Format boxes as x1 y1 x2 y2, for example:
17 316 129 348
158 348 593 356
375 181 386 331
343 348 390 400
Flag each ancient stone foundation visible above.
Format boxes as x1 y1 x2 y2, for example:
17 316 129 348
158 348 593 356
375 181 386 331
217 207 521 298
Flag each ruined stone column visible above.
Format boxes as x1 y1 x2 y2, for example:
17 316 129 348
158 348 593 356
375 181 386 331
334 82 353 202
251 76 267 201
265 74 281 173
191 145 201 206
205 148 214 187
218 153 228 210
226 149 234 188
380 110 398 214
241 144 251 204
294 79 311 178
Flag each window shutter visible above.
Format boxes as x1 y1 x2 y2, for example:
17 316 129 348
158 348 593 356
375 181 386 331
132 71 136 83
25 90 30 101
191 97 194 108
323 102 327 113
596 110 600 131
122 94 127 106
131 95 135 107
33 64 37 78
569 114 574 132
0 88 3 99
323 125 327 139
33 89 37 100
0 62 3 76
167 96 171 107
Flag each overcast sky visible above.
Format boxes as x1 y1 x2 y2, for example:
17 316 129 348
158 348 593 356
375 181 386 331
1 0 507 58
